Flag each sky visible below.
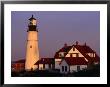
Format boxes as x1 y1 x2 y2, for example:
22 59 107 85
11 11 100 61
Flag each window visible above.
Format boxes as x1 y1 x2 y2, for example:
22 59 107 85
62 66 64 72
43 64 45 69
49 64 51 68
73 47 75 51
77 66 80 71
70 53 73 57
93 53 95 57
59 53 62 57
40 67 43 70
30 45 32 48
59 52 64 57
65 66 67 72
76 53 79 57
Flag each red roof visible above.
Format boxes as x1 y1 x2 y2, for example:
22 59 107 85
73 45 100 63
13 59 25 63
54 43 100 63
86 54 99 63
60 57 88 65
34 58 54 65
74 45 95 53
54 46 72 58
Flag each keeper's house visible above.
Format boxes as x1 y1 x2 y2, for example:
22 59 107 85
54 41 100 73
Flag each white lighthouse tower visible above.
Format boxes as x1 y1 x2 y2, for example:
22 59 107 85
25 15 39 71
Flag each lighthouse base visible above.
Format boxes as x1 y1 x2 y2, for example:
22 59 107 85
25 65 38 71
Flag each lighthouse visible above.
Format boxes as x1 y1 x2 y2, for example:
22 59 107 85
25 15 39 71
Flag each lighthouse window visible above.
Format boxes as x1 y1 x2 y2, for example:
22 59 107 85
30 45 32 48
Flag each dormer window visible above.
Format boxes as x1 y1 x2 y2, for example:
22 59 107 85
59 52 64 57
93 53 95 57
87 53 95 57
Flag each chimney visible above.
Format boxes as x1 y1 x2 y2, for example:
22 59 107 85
64 43 67 47
76 41 78 45
84 42 86 46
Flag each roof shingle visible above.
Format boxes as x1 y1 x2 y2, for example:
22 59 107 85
60 57 88 65
54 43 100 63
35 58 54 65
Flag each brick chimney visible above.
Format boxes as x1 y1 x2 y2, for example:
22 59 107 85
84 42 86 46
64 43 67 47
76 41 78 45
